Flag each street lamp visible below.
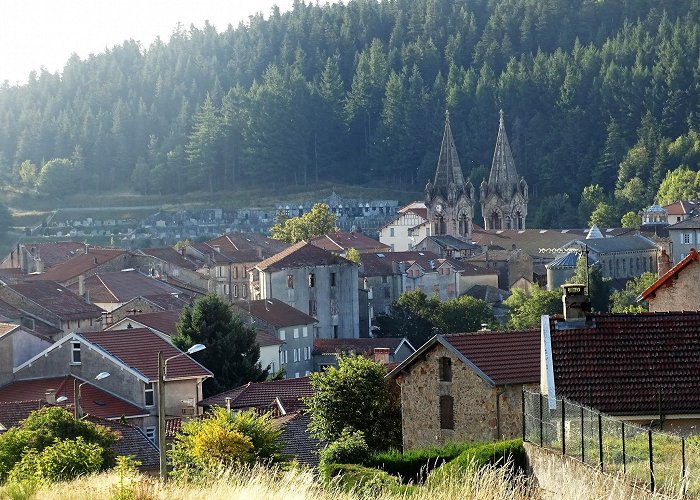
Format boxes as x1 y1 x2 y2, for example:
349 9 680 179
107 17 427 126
56 396 68 404
75 371 110 418
158 344 206 481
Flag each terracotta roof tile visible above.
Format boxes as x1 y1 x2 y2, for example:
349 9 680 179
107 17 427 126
310 232 390 253
0 400 44 429
18 242 85 268
31 248 127 283
200 377 313 414
67 270 184 304
256 330 283 347
137 247 198 270
6 281 104 320
122 310 181 337
313 337 409 355
0 376 145 419
84 415 160 470
550 312 700 415
80 328 212 380
256 241 352 272
239 298 317 328
207 233 290 257
640 248 700 300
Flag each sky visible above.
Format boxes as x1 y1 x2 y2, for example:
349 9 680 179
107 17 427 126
0 0 297 85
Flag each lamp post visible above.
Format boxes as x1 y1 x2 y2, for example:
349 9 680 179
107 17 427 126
74 371 110 419
158 343 205 481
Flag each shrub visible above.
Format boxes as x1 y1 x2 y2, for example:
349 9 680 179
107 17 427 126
319 463 404 495
319 429 369 477
8 437 104 482
428 439 526 483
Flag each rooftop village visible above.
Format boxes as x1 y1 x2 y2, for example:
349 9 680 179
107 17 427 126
1 111 699 475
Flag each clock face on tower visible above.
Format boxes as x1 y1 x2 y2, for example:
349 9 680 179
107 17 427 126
435 203 443 213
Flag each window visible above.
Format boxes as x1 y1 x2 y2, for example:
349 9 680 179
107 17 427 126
233 266 238 279
433 284 440 294
295 372 300 378
71 342 81 364
284 351 288 363
242 284 247 298
305 371 310 376
279 329 286 341
684 233 693 244
309 300 317 317
145 427 156 444
439 395 455 430
233 284 238 297
302 326 308 337
144 382 155 407
330 272 336 287
308 273 315 288
303 347 307 360
333 325 339 338
382 275 388 284
384 287 391 299
439 357 452 382
293 349 298 362
287 274 294 288
293 328 299 339
390 228 395 237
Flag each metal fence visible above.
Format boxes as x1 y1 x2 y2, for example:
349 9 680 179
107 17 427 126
522 389 700 497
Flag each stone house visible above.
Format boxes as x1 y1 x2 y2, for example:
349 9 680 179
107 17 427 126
415 235 481 259
312 337 415 372
387 329 540 450
465 247 534 291
234 298 318 379
29 248 130 286
542 303 700 435
0 281 104 336
107 294 190 326
0 242 84 273
251 241 359 340
134 247 210 291
668 214 700 264
640 248 700 312
663 200 700 225
378 202 430 252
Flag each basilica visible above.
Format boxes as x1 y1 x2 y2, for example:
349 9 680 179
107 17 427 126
425 110 528 236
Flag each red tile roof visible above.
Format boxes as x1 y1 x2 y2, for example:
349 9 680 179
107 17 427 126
199 377 313 414
388 329 540 385
640 248 700 300
31 248 127 283
256 241 352 272
0 376 145 419
6 281 104 320
359 250 495 278
67 270 183 304
122 310 181 337
664 200 700 216
256 330 283 347
310 232 390 253
19 242 85 268
137 247 198 270
550 312 700 415
240 298 317 328
80 328 212 380
207 233 289 257
313 337 409 355
0 400 44 429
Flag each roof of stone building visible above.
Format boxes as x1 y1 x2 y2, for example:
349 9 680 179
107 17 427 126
387 329 540 386
200 377 313 414
6 281 104 320
463 284 511 304
664 200 700 216
30 248 127 283
115 294 189 314
137 247 198 270
421 235 481 251
359 250 494 277
0 400 44 429
80 328 212 380
84 416 160 471
256 330 283 347
566 234 658 254
0 299 63 337
310 232 390 253
280 412 323 467
189 242 234 265
640 248 700 300
241 298 317 328
0 268 24 285
668 213 700 229
0 376 146 419
486 110 520 199
313 337 414 356
19 242 85 268
67 270 183 303
256 241 352 272
120 310 181 337
207 233 290 256
549 312 700 415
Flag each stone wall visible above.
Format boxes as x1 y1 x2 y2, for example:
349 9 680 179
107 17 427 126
396 343 532 450
648 259 700 312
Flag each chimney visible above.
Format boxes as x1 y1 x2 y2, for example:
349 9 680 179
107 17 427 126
45 389 56 405
373 347 390 365
78 274 85 297
93 256 98 265
561 284 589 322
658 249 671 276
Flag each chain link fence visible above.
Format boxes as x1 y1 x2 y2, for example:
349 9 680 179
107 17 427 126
523 389 700 496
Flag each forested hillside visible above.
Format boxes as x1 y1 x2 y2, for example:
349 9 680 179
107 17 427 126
1 0 700 226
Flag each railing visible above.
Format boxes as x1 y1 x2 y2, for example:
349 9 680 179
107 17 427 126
522 389 700 497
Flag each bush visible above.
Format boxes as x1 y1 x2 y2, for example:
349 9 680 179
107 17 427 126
428 439 526 483
8 437 104 482
319 463 405 495
319 429 369 477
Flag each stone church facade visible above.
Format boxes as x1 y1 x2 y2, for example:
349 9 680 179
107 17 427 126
425 110 528 237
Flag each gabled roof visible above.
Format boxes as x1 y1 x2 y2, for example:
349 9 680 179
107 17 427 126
280 412 323 467
67 270 184 303
80 328 212 380
84 415 160 471
640 248 700 300
30 248 127 283
256 330 283 347
19 242 85 268
207 233 289 256
137 247 198 271
110 310 181 337
664 200 700 216
313 337 415 356
5 281 104 320
310 232 390 253
199 377 313 414
256 241 352 272
359 250 495 278
241 298 317 328
668 213 700 230
549 312 700 415
421 235 481 252
566 234 658 253
387 329 540 386
0 400 44 429
0 376 146 419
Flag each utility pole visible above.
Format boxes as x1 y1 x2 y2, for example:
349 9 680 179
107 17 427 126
158 351 167 481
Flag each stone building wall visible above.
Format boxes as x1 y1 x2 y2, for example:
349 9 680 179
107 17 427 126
648 260 700 312
396 343 533 450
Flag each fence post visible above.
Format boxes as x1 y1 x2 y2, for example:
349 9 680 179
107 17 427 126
648 429 655 493
522 388 526 441
598 413 604 471
621 422 626 475
539 393 544 447
561 399 566 455
581 406 585 463
682 437 687 497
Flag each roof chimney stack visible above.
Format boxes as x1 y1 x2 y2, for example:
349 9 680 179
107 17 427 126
45 389 56 405
658 249 671 276
373 347 390 365
561 284 589 322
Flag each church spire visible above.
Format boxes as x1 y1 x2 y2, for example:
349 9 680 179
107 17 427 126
488 109 519 199
433 110 465 188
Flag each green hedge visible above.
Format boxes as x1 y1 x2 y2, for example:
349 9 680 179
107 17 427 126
428 439 526 483
364 442 474 484
319 463 414 495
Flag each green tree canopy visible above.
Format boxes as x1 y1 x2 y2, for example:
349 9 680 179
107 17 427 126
503 286 563 330
304 354 401 451
568 255 611 312
656 167 700 205
610 272 657 313
36 158 75 196
270 203 337 244
621 211 642 228
173 294 266 396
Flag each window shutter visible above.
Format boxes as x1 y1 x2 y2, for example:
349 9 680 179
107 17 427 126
439 395 454 430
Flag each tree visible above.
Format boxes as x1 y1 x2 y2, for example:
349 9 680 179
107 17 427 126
18 160 38 186
621 211 642 228
36 158 75 197
656 167 700 205
589 202 619 228
578 184 607 226
345 247 361 264
173 294 266 396
504 286 563 330
569 255 611 312
610 272 657 313
305 354 401 451
269 203 337 244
